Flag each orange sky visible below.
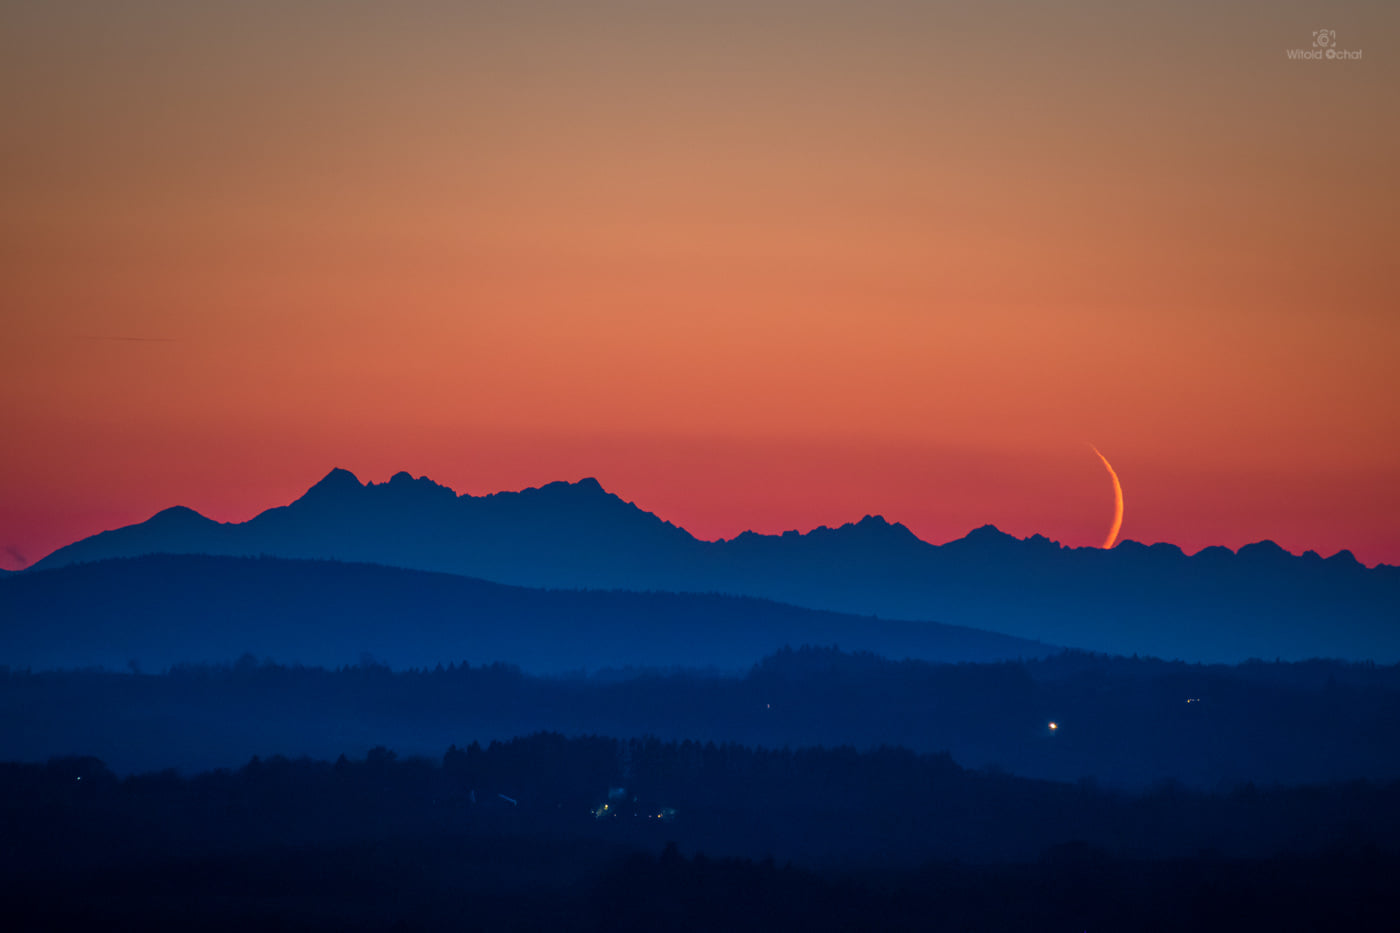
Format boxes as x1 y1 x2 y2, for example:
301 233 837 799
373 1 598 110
2 1 1398 569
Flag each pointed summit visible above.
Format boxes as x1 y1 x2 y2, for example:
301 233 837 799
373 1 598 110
961 524 1013 544
313 467 362 489
146 505 218 529
941 524 1019 558
841 515 920 542
297 468 364 506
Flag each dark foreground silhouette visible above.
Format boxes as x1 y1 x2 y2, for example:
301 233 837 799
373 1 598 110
8 839 1398 932
6 646 1400 788
4 739 1398 931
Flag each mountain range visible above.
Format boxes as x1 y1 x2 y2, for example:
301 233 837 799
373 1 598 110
22 469 1400 662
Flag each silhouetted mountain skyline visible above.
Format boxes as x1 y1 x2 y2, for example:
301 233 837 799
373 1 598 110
37 468 1390 569
23 469 1400 662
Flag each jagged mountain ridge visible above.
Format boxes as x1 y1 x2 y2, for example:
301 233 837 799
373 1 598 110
25 469 1400 662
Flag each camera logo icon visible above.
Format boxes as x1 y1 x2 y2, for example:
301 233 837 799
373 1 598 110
1313 29 1336 48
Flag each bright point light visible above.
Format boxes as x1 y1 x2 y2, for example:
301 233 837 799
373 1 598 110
1048 722 1058 731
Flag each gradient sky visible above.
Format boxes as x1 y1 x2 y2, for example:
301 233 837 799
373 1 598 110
2 1 1398 570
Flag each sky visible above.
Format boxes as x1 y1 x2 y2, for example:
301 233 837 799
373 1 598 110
2 1 1398 570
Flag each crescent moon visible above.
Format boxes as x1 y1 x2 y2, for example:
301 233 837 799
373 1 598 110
1090 445 1124 549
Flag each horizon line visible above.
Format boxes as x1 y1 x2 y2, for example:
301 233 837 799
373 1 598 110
13 467 1387 572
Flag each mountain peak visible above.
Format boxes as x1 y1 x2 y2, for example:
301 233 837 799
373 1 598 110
146 505 216 528
526 477 612 499
939 524 1022 557
1327 548 1362 568
849 515 919 540
377 470 458 505
297 468 365 506
963 524 1012 543
313 467 362 490
1237 540 1291 563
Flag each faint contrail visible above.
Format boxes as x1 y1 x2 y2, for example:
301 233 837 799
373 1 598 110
77 335 177 342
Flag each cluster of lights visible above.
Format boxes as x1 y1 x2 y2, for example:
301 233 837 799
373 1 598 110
594 801 677 822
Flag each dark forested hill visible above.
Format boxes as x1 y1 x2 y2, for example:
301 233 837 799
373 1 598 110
26 470 1400 661
0 554 1048 673
6 646 1400 788
5 736 1400 880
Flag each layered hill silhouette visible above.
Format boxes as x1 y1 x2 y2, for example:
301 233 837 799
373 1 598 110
27 469 1400 662
0 554 1049 673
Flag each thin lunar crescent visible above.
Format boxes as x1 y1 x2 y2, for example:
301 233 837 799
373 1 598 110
1090 445 1124 549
